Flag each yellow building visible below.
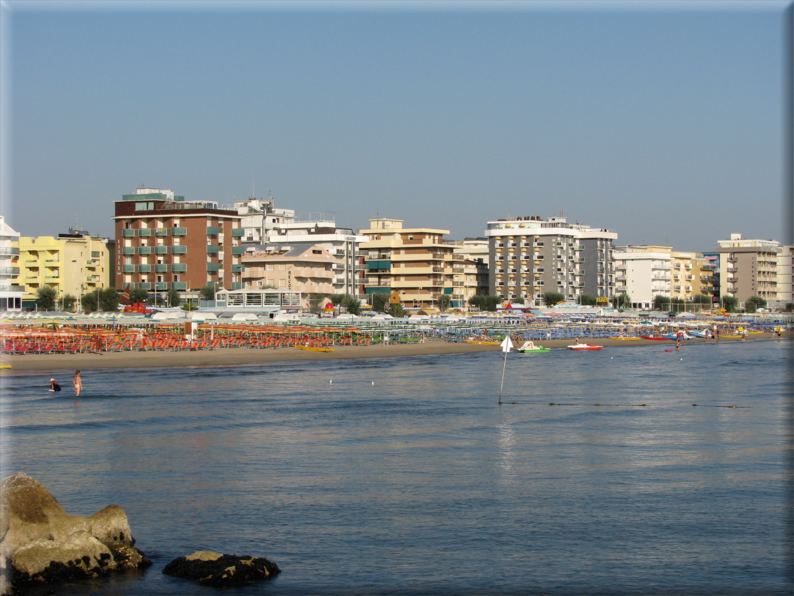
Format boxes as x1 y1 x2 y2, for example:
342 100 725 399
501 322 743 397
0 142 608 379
13 230 115 306
670 251 709 301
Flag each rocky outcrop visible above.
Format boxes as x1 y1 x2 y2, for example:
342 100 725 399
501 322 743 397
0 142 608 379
0 473 151 595
163 551 280 587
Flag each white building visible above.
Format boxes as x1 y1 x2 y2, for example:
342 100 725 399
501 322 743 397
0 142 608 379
0 216 24 311
613 246 673 310
233 195 295 245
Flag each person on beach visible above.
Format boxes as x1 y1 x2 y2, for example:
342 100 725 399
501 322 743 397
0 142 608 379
49 378 61 392
73 370 83 397
675 338 681 352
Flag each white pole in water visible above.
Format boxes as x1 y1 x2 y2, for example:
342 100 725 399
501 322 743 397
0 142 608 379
498 336 514 405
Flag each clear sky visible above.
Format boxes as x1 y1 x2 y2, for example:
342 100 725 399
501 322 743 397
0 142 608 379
2 1 790 252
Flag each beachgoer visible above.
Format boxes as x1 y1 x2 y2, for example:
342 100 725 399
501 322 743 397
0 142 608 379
49 378 61 392
575 336 579 344
73 370 83 397
675 338 681 352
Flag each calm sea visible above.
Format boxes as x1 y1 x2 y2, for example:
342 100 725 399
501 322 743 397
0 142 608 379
1 340 791 596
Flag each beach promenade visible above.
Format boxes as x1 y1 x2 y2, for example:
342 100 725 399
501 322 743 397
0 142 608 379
3 334 786 372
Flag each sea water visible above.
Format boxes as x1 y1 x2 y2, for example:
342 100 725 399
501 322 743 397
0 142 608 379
0 340 791 595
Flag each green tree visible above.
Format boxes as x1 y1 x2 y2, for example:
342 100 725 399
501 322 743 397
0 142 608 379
389 302 405 317
81 290 98 312
340 294 361 315
166 288 181 307
200 284 218 301
543 292 565 307
722 296 738 313
438 294 451 312
61 294 77 312
745 296 767 313
307 293 325 313
130 288 149 304
98 288 120 312
579 294 597 306
329 294 346 306
612 293 631 309
785 302 794 312
511 296 525 305
36 286 57 311
653 294 671 311
371 292 389 313
181 302 198 311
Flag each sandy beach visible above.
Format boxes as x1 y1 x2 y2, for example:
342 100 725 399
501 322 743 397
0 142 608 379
2 333 785 373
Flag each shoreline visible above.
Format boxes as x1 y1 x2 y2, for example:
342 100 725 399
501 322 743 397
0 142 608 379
1 334 787 374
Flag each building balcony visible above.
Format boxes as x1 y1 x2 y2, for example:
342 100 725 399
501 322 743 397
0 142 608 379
231 246 247 255
121 247 135 255
231 228 245 237
366 260 391 270
207 226 219 236
207 263 220 272
171 246 187 254
138 229 152 237
138 246 152 255
172 282 187 291
154 246 168 255
138 265 152 273
121 265 135 273
122 229 135 237
0 267 19 275
207 245 219 254
171 227 187 236
154 264 168 273
154 283 168 291
231 264 245 273
137 282 151 290
155 229 169 237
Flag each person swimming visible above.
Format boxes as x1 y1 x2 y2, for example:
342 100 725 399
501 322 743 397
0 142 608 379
50 378 61 392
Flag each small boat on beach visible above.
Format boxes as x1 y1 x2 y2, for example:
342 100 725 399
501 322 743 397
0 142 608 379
610 336 640 340
567 343 603 351
641 336 672 341
295 345 335 352
464 339 501 346
516 341 550 354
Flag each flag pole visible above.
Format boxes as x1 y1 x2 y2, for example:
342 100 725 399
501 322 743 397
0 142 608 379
498 336 514 405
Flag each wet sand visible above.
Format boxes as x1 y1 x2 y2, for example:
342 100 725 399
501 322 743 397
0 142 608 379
2 333 784 373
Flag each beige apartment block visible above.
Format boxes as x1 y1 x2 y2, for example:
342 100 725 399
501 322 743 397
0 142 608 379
14 230 114 305
716 233 780 305
776 244 793 303
241 245 339 294
359 219 460 309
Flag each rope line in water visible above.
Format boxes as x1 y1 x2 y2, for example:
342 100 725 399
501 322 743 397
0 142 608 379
499 402 749 408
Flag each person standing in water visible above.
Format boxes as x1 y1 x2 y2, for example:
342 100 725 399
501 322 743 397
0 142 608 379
49 378 61 392
73 370 83 397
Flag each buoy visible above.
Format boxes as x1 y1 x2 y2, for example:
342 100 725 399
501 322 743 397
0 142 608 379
330 379 332 384
680 358 683 361
371 381 374 385
665 349 673 352
692 404 697 406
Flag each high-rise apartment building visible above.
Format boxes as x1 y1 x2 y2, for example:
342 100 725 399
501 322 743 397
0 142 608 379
14 228 114 307
112 188 243 292
358 219 459 309
233 195 296 245
484 216 617 304
670 251 710 301
716 233 779 305
0 216 24 311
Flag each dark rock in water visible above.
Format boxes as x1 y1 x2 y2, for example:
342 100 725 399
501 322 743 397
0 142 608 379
0 473 151 596
162 551 280 587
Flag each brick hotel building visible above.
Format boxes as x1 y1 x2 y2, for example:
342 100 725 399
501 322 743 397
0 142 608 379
113 188 244 292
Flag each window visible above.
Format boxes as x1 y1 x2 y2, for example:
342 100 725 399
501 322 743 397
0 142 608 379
267 265 274 271
279 279 286 287
279 264 286 271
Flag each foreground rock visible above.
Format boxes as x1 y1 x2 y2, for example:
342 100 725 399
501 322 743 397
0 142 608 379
163 551 280 587
0 473 151 595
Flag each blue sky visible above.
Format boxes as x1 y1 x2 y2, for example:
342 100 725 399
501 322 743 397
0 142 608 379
3 1 789 252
